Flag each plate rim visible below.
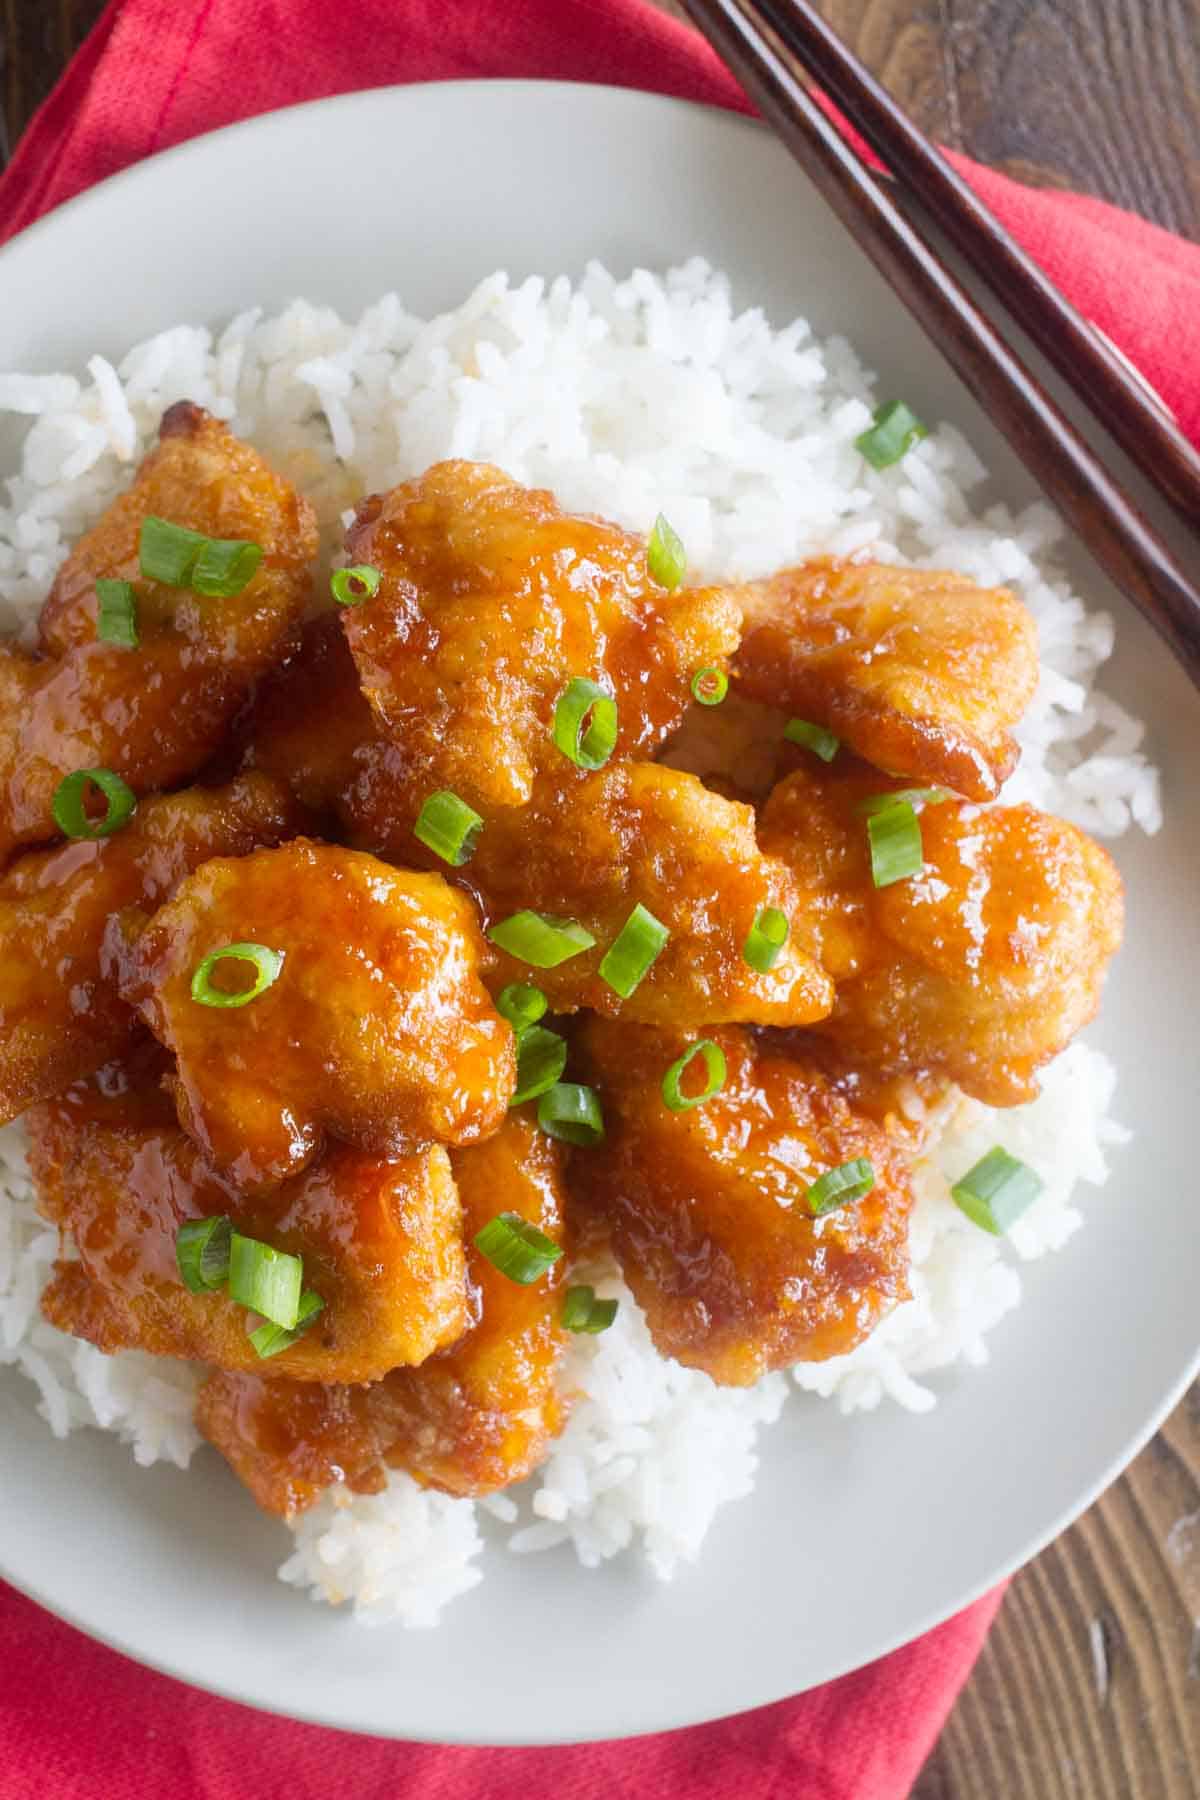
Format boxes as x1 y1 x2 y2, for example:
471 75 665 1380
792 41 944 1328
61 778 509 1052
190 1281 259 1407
0 75 1197 1744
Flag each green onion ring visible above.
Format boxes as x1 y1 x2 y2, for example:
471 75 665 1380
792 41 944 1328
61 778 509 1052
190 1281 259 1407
190 942 284 1008
51 768 137 840
661 1039 727 1112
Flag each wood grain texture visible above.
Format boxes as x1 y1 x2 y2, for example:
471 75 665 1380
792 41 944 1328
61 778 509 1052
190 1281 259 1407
0 0 108 162
912 1385 1200 1799
2 1 1200 1795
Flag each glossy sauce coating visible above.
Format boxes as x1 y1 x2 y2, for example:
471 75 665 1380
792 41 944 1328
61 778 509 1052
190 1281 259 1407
735 557 1039 801
196 1113 570 1517
116 840 516 1188
342 460 741 810
757 1028 958 1159
243 615 413 839
380 1110 569 1494
0 772 304 1127
31 1053 469 1383
574 1019 916 1386
194 1374 384 1519
11 450 1130 1514
471 762 833 1028
0 404 316 861
759 759 1124 1104
245 625 833 1030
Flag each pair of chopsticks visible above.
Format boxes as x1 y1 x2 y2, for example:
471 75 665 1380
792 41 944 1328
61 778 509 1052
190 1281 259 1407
681 0 1200 688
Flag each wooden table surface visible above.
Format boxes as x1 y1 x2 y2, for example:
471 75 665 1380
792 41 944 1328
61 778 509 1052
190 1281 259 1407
2 2 1198 1795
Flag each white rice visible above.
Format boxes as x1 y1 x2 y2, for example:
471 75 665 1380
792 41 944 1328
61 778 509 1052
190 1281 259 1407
0 261 1158 1626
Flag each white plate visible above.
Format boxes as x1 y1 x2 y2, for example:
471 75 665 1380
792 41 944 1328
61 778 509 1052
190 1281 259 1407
0 80 1197 1745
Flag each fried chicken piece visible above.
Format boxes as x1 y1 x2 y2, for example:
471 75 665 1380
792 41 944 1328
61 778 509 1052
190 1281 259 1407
196 1113 570 1517
245 622 832 1029
573 1019 915 1386
758 759 1124 1105
341 460 741 811
115 840 515 1188
0 403 316 860
379 1111 568 1495
0 773 304 1126
243 614 407 831
472 763 832 1027
194 1374 385 1518
734 557 1039 801
756 1029 957 1158
31 1054 469 1383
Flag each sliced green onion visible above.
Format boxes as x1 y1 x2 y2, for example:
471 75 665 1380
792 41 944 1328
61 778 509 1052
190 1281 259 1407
413 790 483 866
474 1211 564 1285
561 1284 619 1334
139 516 262 595
691 666 728 706
249 1289 325 1360
553 677 618 771
175 1216 232 1294
855 787 948 817
784 718 839 762
805 1158 875 1217
662 1039 727 1112
190 942 284 1008
511 1026 568 1107
139 516 207 585
867 801 924 888
496 983 548 1032
228 1232 303 1329
331 564 382 607
855 399 929 470
537 1082 605 1147
190 536 263 598
488 911 596 969
95 579 139 648
742 905 790 973
951 1147 1043 1237
51 768 137 840
598 903 669 999
647 512 686 590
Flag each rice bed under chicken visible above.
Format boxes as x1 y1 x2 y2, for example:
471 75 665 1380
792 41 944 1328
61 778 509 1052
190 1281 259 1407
0 262 1158 1624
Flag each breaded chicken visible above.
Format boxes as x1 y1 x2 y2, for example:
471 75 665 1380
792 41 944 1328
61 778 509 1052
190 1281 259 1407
471 763 833 1028
759 759 1124 1104
197 1113 570 1517
243 614 406 833
0 772 304 1127
115 840 516 1189
31 1054 469 1383
194 1375 385 1518
245 628 832 1030
757 1029 957 1158
0 403 316 861
341 460 741 811
380 1111 569 1495
735 557 1039 800
573 1019 915 1386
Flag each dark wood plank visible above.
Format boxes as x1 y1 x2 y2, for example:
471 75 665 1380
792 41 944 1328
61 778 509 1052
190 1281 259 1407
946 0 1200 243
912 1383 1200 1800
0 0 108 160
662 0 1200 240
3 1 1200 1795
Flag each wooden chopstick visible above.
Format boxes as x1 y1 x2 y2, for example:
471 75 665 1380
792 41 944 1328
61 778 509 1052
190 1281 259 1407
679 0 1200 688
754 0 1200 533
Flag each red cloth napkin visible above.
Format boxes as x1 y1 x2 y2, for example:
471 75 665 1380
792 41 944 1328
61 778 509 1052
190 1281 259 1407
0 1 1192 1793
